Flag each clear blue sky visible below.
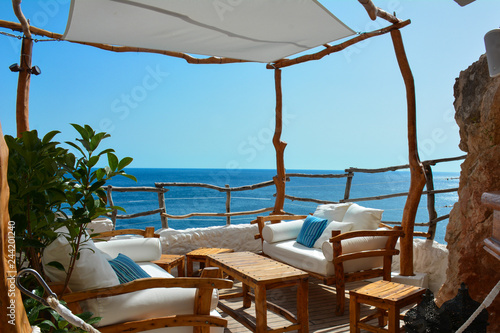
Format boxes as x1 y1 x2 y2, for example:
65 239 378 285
1 0 498 172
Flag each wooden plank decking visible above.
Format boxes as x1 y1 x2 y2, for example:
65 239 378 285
219 279 377 333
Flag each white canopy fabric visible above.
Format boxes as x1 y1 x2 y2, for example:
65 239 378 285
63 0 355 63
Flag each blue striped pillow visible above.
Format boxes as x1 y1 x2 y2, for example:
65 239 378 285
296 215 328 248
108 253 151 284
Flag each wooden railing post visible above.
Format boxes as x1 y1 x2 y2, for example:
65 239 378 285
424 164 438 240
344 171 354 201
106 185 117 229
225 184 231 225
156 184 168 229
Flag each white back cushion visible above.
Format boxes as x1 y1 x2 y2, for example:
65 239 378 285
313 203 351 222
42 228 119 292
342 203 383 230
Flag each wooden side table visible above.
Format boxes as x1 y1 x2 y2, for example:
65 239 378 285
152 254 186 277
350 280 425 333
186 247 233 277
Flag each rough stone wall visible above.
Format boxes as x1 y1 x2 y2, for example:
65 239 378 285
436 54 500 331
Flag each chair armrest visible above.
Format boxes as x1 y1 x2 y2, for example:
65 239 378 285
328 226 404 264
92 227 159 239
329 228 404 243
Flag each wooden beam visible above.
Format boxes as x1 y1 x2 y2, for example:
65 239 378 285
358 0 401 24
0 20 247 65
267 20 410 70
390 29 427 277
0 122 31 333
1 18 409 70
272 69 286 215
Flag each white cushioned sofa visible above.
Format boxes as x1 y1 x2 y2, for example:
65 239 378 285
42 228 232 333
254 203 404 316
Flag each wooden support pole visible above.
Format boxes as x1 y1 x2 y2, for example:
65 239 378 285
390 29 427 277
12 1 32 137
0 122 31 333
272 69 287 215
15 37 32 137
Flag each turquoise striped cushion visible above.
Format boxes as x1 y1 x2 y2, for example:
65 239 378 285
296 215 328 248
108 253 150 284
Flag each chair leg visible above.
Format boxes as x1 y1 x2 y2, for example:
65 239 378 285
335 281 345 316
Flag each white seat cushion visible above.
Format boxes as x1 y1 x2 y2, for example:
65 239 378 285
263 240 334 276
82 262 220 329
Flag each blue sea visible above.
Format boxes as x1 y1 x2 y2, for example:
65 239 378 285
107 168 460 245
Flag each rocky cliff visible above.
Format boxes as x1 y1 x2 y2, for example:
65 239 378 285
437 54 500 331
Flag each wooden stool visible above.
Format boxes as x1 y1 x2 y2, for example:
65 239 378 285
152 254 186 277
186 247 233 276
350 280 426 333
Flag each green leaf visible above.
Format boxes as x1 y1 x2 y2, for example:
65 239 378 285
89 180 106 193
70 123 89 141
88 155 99 168
110 205 126 212
42 130 61 144
117 157 133 170
107 153 118 171
76 138 91 152
97 148 114 157
121 173 138 182
65 141 85 157
47 261 66 272
95 168 106 181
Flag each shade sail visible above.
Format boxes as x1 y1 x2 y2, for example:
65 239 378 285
63 0 355 63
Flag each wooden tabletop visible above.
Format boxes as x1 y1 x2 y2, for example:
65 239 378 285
207 251 308 285
351 280 426 304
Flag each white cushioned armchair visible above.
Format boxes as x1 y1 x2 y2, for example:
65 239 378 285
42 228 232 333
253 203 404 316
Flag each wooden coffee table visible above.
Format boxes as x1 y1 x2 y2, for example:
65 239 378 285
206 251 309 333
186 247 234 276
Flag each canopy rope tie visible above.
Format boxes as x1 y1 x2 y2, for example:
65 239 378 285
455 280 500 333
0 31 22 39
16 268 101 333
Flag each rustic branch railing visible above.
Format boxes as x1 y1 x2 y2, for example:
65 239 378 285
154 180 277 228
104 155 464 240
105 185 169 229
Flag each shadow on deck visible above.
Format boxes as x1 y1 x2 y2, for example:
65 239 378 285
219 279 378 333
